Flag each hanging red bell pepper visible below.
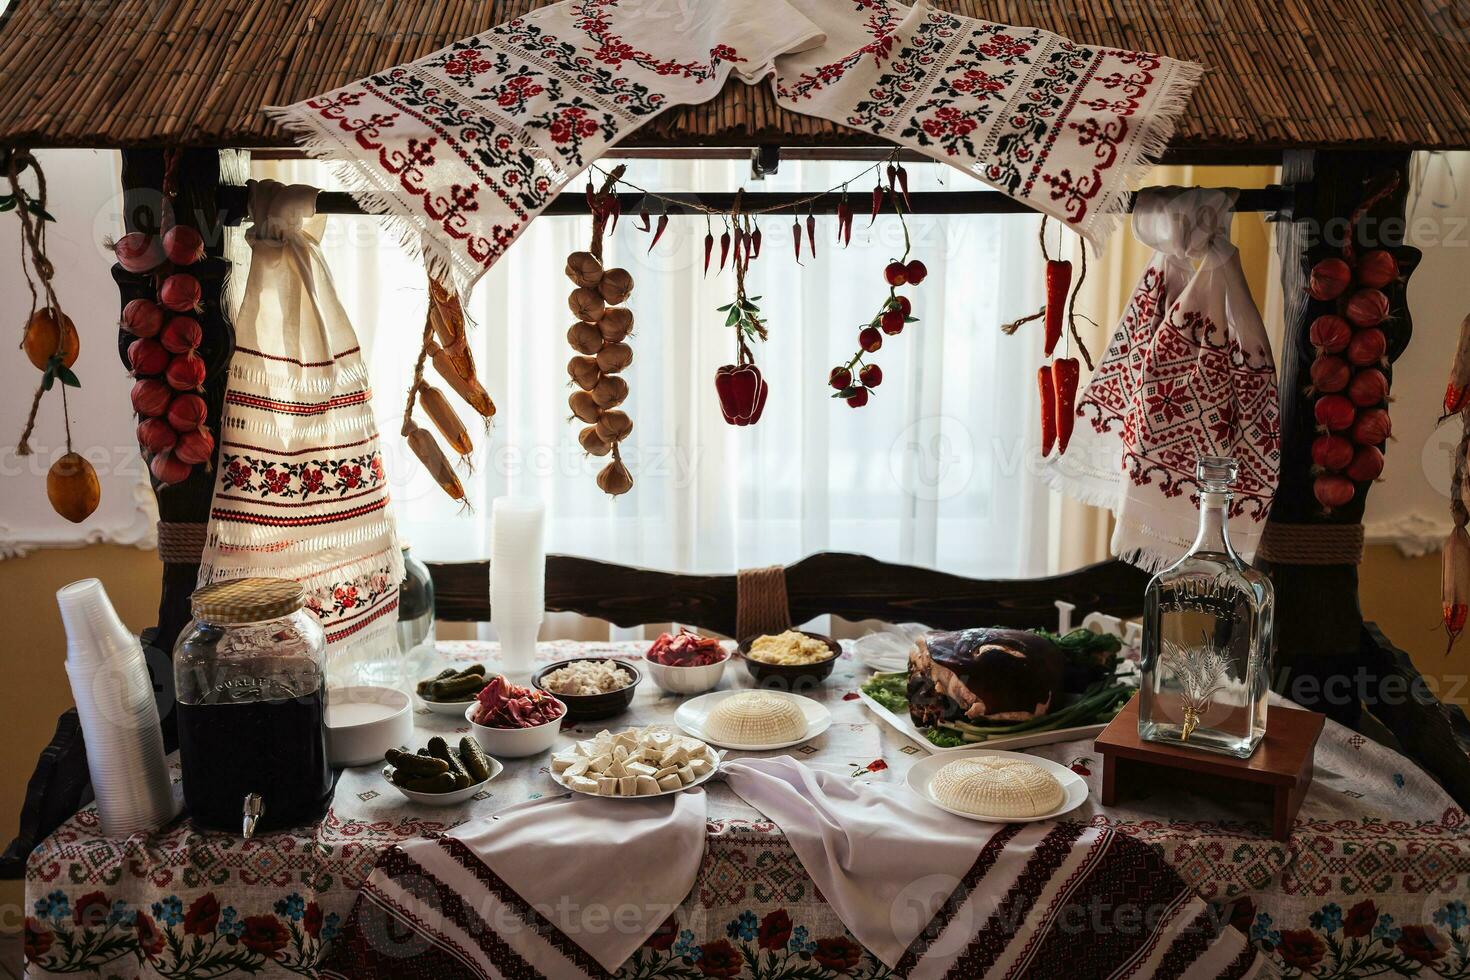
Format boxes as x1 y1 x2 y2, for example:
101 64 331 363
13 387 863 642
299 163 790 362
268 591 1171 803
1053 357 1080 454
1038 364 1056 456
714 363 768 425
1044 259 1072 356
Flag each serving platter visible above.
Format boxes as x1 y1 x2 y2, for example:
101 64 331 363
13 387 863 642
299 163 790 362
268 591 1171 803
674 690 832 751
905 749 1088 823
419 696 478 716
550 753 722 799
857 689 1108 754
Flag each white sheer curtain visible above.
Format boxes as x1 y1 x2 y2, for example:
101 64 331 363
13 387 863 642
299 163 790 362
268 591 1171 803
257 156 1056 579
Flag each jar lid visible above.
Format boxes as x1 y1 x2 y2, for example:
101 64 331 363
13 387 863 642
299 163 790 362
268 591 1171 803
191 578 305 624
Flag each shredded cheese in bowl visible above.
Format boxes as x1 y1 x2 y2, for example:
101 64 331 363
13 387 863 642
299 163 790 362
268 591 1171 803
540 659 633 696
746 631 835 666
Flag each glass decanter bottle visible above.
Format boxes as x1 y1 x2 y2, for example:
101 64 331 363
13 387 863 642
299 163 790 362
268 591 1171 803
1139 456 1274 758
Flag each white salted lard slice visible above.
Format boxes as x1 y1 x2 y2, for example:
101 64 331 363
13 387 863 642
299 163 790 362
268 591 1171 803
618 775 639 796
703 692 808 745
613 744 630 763
653 765 678 780
564 760 590 779
590 753 613 772
626 762 657 778
605 759 627 778
568 775 599 793
551 754 577 773
656 773 683 792
660 745 689 768
635 775 659 795
689 758 712 777
596 776 619 796
676 765 696 785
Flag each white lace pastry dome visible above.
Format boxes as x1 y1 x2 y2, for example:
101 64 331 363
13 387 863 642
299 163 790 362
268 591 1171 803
929 757 1063 818
705 692 807 745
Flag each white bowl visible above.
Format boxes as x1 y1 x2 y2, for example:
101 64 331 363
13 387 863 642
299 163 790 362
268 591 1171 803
464 698 566 758
419 696 478 716
642 653 729 695
383 758 504 807
325 686 413 767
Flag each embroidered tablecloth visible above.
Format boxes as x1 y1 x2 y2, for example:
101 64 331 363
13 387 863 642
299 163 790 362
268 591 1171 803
25 641 1470 978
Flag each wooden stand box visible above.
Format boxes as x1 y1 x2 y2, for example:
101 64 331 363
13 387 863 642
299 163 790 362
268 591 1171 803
1094 698 1325 840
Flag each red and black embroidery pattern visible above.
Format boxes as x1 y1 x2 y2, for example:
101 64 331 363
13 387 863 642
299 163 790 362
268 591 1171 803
775 0 898 102
219 450 385 501
901 27 1027 157
1125 305 1280 523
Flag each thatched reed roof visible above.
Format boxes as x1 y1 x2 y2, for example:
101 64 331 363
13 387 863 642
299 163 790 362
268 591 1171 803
0 0 1466 153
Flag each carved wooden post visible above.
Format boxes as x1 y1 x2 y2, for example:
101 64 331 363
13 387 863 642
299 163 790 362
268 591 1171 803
114 149 243 703
1261 151 1470 807
1261 149 1418 707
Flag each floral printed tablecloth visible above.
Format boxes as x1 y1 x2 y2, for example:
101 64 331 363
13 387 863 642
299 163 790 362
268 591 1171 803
25 641 1470 978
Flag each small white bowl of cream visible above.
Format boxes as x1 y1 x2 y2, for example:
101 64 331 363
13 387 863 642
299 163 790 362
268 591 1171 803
325 686 414 767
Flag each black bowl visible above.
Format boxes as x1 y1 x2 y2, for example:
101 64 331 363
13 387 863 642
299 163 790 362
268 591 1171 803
737 631 841 692
532 658 641 720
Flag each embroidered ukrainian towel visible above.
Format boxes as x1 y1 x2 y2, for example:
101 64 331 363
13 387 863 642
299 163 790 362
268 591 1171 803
1046 187 1280 570
266 0 1201 300
199 180 404 665
722 756 1256 977
320 789 708 978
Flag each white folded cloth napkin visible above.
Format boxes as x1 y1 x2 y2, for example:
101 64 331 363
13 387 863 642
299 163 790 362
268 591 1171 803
332 789 707 977
722 756 1256 979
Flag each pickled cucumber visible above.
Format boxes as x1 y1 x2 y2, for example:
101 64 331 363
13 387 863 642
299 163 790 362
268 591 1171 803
416 667 458 695
458 736 493 783
452 663 486 680
385 748 450 777
428 736 471 789
428 673 486 701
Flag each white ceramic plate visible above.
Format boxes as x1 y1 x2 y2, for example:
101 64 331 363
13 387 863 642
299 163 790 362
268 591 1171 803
674 690 832 751
383 755 504 807
419 696 479 716
905 749 1088 823
550 751 722 799
857 688 1108 754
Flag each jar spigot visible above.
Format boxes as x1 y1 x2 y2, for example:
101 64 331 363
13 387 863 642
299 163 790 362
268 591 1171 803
242 793 263 839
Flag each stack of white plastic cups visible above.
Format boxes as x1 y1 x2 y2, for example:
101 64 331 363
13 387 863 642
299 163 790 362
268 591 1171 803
57 579 177 836
490 497 546 681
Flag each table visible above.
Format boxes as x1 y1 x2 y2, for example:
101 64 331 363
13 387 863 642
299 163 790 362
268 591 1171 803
24 641 1470 978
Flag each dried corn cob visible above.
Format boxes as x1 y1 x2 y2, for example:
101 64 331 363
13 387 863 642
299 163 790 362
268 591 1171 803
428 340 496 419
419 383 473 456
404 420 465 501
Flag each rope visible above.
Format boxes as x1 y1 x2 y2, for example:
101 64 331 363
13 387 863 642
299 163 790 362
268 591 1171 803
1256 521 1365 565
736 565 791 640
157 522 208 564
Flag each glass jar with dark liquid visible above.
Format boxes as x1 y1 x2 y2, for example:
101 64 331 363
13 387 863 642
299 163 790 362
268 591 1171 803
174 578 334 836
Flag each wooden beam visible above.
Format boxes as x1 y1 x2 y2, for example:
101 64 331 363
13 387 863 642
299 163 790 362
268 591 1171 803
217 184 1298 227
426 553 1151 637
